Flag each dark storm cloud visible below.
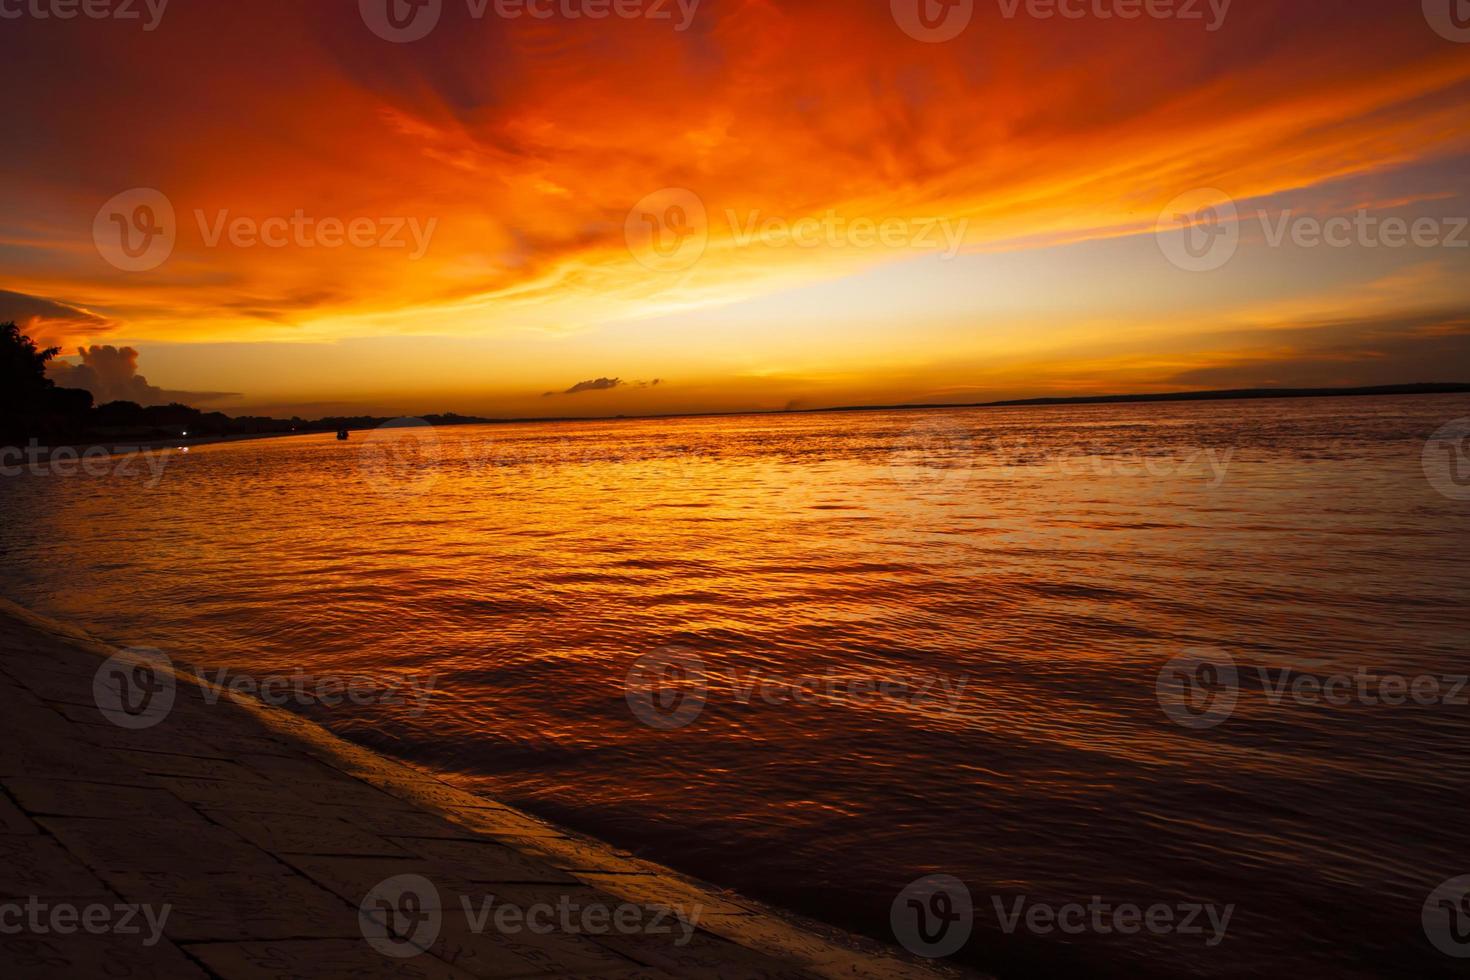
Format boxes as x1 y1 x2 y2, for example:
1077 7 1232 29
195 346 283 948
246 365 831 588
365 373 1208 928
47 346 237 407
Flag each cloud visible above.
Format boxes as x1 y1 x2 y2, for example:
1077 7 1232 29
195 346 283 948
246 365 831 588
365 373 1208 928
544 377 624 397
47 346 238 407
4 1 1467 349
540 377 667 396
0 290 116 350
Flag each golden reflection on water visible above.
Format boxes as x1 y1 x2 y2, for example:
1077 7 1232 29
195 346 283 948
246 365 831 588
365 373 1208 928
2 395 1468 978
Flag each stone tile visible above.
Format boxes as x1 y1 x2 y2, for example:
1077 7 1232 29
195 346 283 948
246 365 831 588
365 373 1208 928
5 665 105 707
101 871 361 942
0 931 209 979
3 777 200 821
287 856 471 908
0 606 963 980
371 777 509 813
0 675 45 705
0 677 49 708
0 738 156 786
0 699 86 741
39 816 290 875
236 755 415 809
0 791 37 834
0 647 106 680
0 835 111 897
152 776 324 816
53 719 233 757
426 923 642 979
203 732 309 758
108 750 267 782
236 753 356 780
591 929 819 980
692 914 941 980
446 805 568 839
490 835 662 875
186 937 477 979
315 804 494 841
302 740 428 778
560 970 680 979
51 697 229 735
49 702 122 726
578 874 754 918
0 642 103 676
449 882 712 951
205 810 412 858
384 838 577 884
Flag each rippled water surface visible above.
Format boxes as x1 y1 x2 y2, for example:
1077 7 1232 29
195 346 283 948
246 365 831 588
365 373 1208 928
3 395 1468 978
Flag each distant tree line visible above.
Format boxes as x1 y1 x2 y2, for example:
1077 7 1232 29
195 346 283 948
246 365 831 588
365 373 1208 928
0 323 487 445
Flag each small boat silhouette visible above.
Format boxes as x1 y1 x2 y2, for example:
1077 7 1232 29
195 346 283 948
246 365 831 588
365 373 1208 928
337 429 350 441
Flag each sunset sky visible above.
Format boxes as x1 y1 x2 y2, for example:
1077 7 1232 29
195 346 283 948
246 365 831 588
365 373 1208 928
3 0 1469 418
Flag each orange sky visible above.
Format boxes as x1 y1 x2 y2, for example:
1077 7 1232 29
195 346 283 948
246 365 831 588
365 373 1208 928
3 0 1469 417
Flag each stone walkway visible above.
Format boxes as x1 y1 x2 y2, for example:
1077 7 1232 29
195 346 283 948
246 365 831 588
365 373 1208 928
0 600 974 979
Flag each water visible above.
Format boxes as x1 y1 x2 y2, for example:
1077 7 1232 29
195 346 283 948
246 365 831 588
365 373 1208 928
2 395 1467 978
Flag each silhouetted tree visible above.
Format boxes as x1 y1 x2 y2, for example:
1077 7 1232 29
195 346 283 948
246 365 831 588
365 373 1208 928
0 321 60 417
93 400 146 428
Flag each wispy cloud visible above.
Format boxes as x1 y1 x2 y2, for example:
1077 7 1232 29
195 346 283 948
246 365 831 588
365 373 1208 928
545 377 624 397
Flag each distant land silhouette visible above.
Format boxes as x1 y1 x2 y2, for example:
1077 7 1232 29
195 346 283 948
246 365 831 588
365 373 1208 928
509 383 1470 424
825 382 1470 413
5 324 1467 445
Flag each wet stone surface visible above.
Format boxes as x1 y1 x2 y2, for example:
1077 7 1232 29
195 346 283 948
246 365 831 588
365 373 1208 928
0 601 968 980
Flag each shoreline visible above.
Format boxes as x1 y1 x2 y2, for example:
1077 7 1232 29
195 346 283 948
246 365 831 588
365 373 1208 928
0 597 977 979
12 384 1468 465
